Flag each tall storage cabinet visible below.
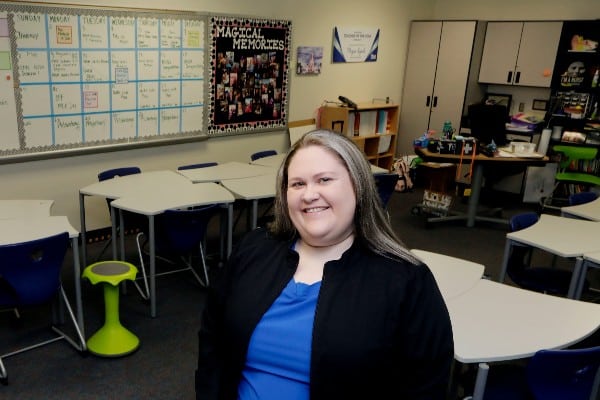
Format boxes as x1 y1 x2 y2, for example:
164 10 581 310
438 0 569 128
397 21 476 155
478 21 563 87
319 102 398 171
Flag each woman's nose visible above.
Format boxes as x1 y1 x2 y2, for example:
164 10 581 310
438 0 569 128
302 184 319 201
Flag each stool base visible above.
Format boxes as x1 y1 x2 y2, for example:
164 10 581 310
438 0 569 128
87 324 140 357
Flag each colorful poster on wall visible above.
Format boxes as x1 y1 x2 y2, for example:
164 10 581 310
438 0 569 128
296 46 323 75
208 16 291 135
332 27 379 63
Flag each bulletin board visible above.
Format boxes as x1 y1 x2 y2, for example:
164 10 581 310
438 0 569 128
207 16 292 136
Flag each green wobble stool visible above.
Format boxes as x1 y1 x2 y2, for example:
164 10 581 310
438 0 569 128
83 261 140 357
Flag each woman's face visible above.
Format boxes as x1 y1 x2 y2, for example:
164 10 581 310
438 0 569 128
286 145 356 247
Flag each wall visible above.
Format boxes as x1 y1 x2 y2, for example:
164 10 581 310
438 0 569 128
3 0 599 230
1 0 430 230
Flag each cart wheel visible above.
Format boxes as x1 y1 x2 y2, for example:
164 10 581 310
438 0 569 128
411 205 422 216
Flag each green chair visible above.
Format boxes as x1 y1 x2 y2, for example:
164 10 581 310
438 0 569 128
83 261 140 357
542 145 600 210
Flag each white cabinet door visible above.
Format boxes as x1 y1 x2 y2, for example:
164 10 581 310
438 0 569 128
515 22 562 87
479 21 562 87
398 21 441 154
429 21 477 140
478 22 522 85
398 21 475 155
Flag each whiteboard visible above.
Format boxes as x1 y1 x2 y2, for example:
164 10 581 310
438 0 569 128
0 3 208 160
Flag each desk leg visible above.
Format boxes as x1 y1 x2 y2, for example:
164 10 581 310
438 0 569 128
467 164 484 228
251 200 258 230
568 257 584 299
498 239 512 283
111 207 118 260
71 237 85 336
79 193 87 267
472 362 489 400
149 215 156 318
217 203 234 263
227 203 233 258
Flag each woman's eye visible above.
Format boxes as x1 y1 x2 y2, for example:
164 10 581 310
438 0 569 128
319 177 332 183
289 181 304 188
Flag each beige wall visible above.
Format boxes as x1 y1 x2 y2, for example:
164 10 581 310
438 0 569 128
1 0 598 230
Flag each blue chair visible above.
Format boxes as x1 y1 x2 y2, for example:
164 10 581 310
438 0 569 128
177 162 218 170
507 212 589 296
135 204 220 297
568 191 598 206
374 173 399 209
482 346 600 400
0 232 86 385
250 150 277 161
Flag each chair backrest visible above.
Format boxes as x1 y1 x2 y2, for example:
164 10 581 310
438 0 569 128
177 162 218 171
507 212 540 280
509 212 539 232
374 173 399 208
569 191 599 206
553 145 599 171
98 166 141 182
527 346 600 400
251 150 277 161
0 232 69 306
155 204 220 254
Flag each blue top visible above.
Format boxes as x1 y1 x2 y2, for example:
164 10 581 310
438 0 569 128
237 278 321 400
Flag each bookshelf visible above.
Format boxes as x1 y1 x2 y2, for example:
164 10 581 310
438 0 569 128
319 102 399 171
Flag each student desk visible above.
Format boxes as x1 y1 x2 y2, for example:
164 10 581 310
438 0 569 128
499 214 600 299
109 181 234 318
0 199 54 219
410 249 485 301
79 170 235 266
220 173 277 230
250 153 391 174
448 278 600 400
0 216 85 336
249 153 286 168
177 161 274 183
413 147 548 227
561 196 600 221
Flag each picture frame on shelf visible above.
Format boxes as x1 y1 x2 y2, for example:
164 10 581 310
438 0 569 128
532 99 549 111
484 93 512 111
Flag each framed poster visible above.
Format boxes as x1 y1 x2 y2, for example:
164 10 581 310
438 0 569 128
296 46 323 75
332 27 379 63
207 16 292 135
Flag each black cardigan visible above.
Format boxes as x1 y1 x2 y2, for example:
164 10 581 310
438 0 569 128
196 228 454 399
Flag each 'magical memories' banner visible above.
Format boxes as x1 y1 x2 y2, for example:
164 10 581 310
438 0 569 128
208 16 291 135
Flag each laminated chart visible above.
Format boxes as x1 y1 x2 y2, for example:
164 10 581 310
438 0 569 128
0 3 206 157
0 12 19 151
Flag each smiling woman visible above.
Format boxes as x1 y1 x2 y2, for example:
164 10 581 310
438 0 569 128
196 129 455 400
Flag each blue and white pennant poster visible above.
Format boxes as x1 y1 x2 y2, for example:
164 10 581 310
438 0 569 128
332 27 379 63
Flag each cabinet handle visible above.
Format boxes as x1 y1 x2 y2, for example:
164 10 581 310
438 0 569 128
507 71 512 83
433 96 438 108
515 71 521 84
426 96 430 107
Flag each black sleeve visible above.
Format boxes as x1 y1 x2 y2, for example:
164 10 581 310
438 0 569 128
398 263 455 399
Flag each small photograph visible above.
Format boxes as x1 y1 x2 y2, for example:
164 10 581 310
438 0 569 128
296 46 323 75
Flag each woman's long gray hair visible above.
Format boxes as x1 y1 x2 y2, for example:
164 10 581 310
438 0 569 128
269 129 418 264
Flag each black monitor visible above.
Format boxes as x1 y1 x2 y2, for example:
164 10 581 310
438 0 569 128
467 103 509 147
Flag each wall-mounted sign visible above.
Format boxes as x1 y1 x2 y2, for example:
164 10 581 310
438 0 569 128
332 27 379 63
